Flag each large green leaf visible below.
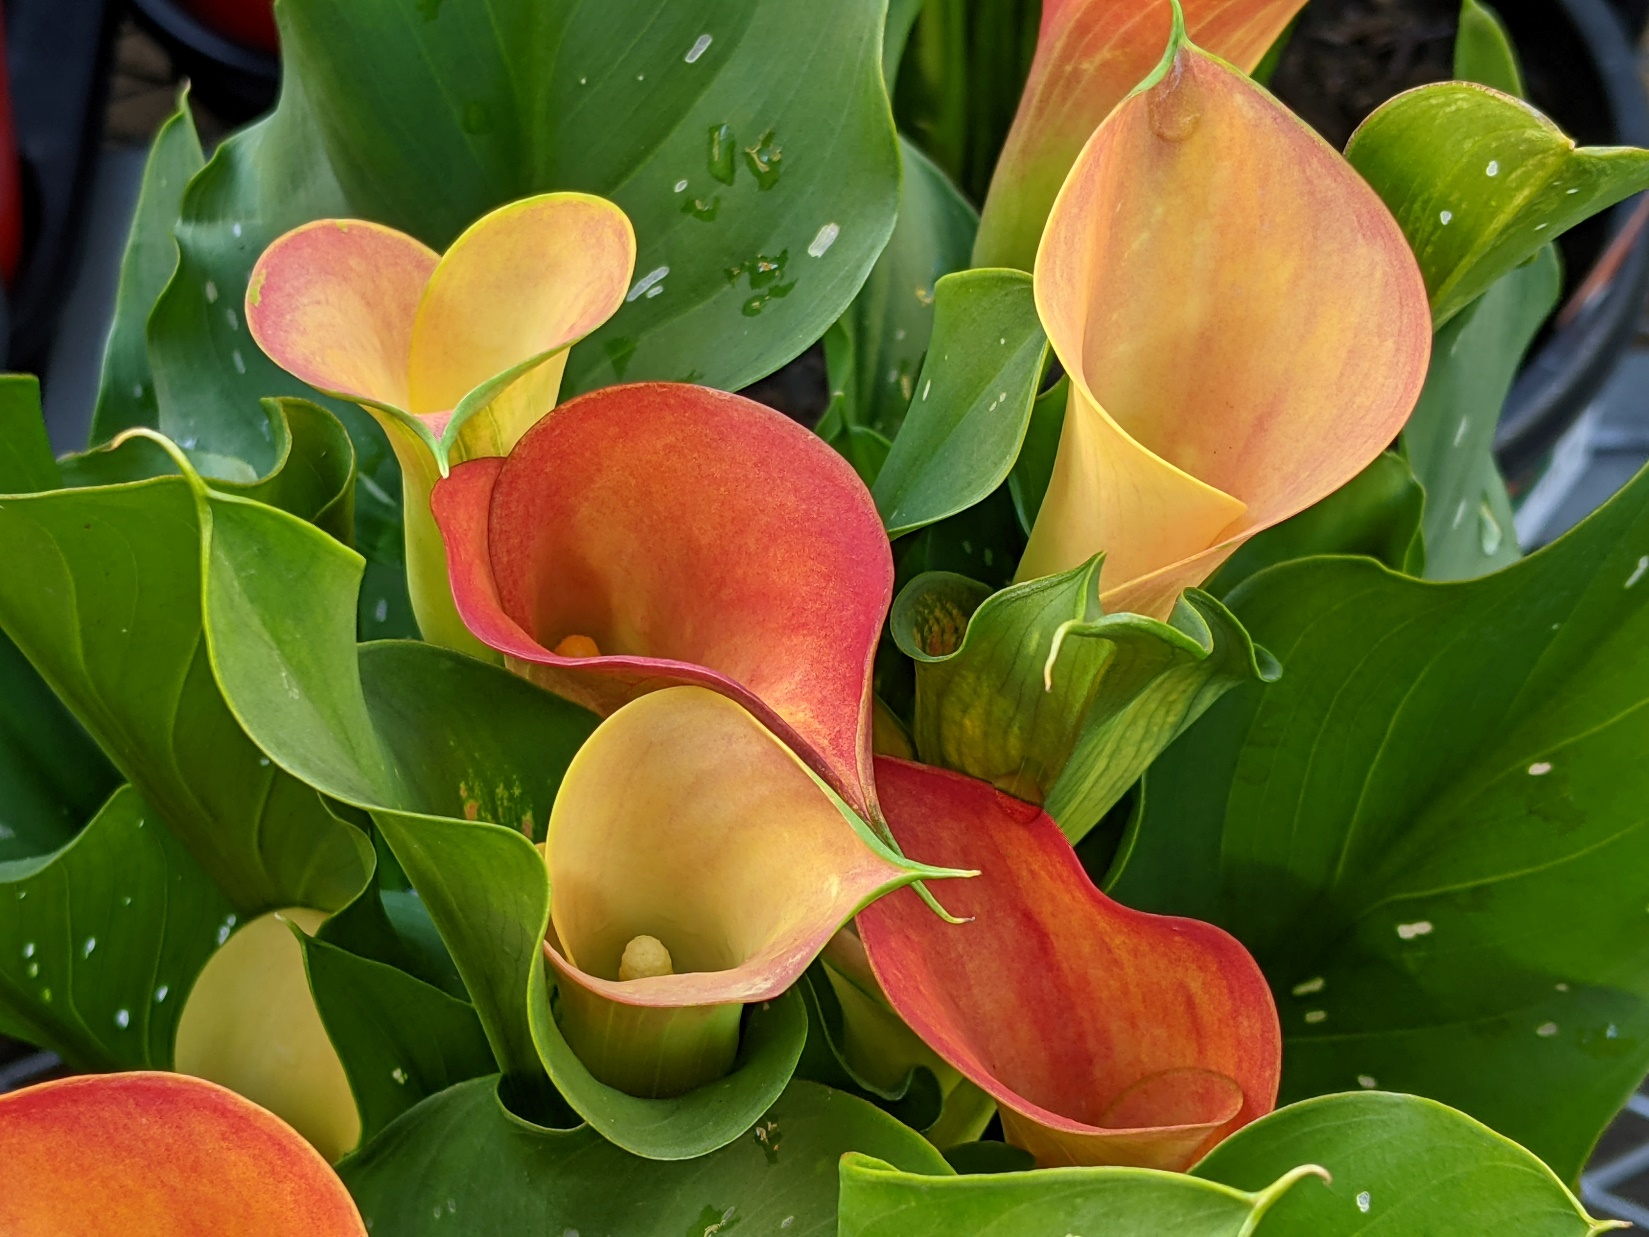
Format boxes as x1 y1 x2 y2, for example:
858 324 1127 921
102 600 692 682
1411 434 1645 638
824 137 979 442
340 1076 949 1235
198 488 810 1157
1108 460 1649 1181
0 785 234 1070
1195 1091 1620 1234
838 1153 1322 1236
302 932 496 1145
1454 0 1524 98
89 96 205 445
871 269 1048 537
892 559 1277 840
1405 246 1560 580
137 0 898 476
0 470 370 915
1209 453 1425 596
1345 81 1649 326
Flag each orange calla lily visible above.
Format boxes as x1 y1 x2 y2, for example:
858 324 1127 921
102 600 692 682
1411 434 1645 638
974 0 1310 270
0 1072 365 1235
246 193 636 650
858 757 1280 1170
540 686 958 1096
431 381 893 824
1017 25 1430 618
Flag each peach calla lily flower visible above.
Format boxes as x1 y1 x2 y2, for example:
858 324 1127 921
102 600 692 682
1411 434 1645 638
974 0 1310 270
0 1072 365 1235
1017 25 1431 618
246 193 636 651
431 381 893 824
858 758 1280 1170
541 686 961 1097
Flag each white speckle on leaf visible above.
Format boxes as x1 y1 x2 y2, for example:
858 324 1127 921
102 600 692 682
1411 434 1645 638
645 284 663 299
922 379 931 400
82 937 96 957
673 179 688 192
1357 1191 1371 1214
225 308 239 331
204 280 218 303
1537 1021 1559 1037
1304 1009 1327 1024
1439 210 1453 225
1529 761 1552 776
232 349 247 374
114 1009 130 1029
1358 1074 1378 1089
155 985 169 1003
808 222 840 258
1396 920 1433 940
1292 977 1325 996
1627 556 1648 588
1453 417 1469 446
1485 160 1499 176
374 598 389 623
1556 982 1569 992
626 266 669 302
392 1068 407 1084
1452 500 1467 529
232 222 243 238
685 33 712 63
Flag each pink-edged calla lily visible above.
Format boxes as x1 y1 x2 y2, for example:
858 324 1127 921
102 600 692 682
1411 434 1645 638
1016 21 1431 618
246 193 636 651
541 685 962 1097
974 0 1310 270
0 1072 365 1235
431 381 893 824
858 757 1280 1170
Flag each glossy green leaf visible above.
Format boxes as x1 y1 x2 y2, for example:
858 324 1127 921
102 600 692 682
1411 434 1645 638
302 932 496 1144
1195 1091 1621 1234
893 484 1025 591
340 1076 950 1235
1008 374 1066 535
826 138 979 441
893 559 1278 839
1346 81 1649 326
1209 452 1426 596
0 785 234 1070
0 376 59 493
871 269 1048 537
0 473 370 915
1109 460 1649 1181
838 1152 1323 1236
1406 246 1560 579
89 95 204 445
942 1141 1036 1174
1454 0 1524 98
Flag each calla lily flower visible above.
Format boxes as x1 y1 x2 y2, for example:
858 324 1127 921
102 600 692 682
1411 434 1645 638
1016 25 1431 618
540 685 959 1097
858 757 1280 1170
0 1072 365 1234
246 193 636 650
174 907 360 1162
974 0 1310 270
432 381 893 824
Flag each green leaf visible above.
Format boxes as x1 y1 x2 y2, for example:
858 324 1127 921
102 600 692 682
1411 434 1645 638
1405 246 1560 579
1108 460 1649 1182
0 473 370 915
340 1076 950 1235
0 785 234 1070
941 1141 1036 1175
871 269 1048 537
829 138 979 440
894 484 1025 591
302 932 496 1145
1008 374 1067 535
90 94 204 445
1194 1092 1621 1234
838 1152 1323 1236
1209 452 1426 596
1454 0 1525 98
0 376 59 493
1346 81 1649 326
892 559 1278 840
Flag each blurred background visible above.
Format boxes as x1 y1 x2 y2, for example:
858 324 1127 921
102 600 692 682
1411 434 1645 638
2 0 1649 1218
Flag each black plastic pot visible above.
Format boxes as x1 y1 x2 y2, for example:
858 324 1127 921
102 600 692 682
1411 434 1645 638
1491 0 1649 484
130 0 278 128
4 0 118 373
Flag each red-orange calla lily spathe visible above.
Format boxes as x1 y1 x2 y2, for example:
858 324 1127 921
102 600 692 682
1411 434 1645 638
246 193 635 651
432 381 892 823
974 0 1310 270
0 1072 365 1235
858 758 1280 1170
1017 29 1431 618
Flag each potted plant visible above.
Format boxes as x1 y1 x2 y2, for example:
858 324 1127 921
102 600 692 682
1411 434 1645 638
3 0 1649 1230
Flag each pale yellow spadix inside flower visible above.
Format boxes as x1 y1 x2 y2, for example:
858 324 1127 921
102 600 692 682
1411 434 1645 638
1017 37 1431 618
173 908 359 1163
619 935 675 980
